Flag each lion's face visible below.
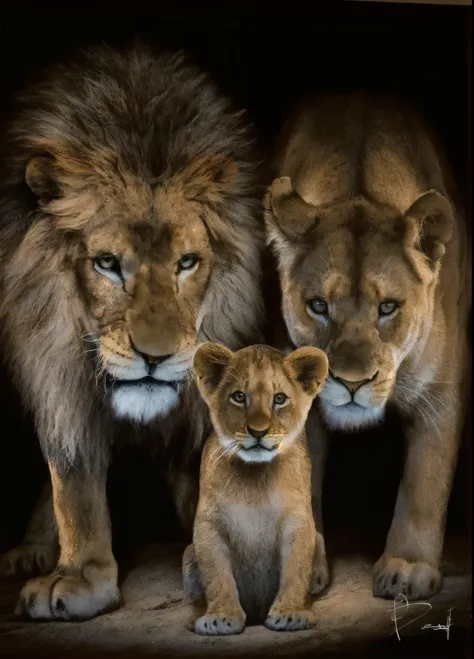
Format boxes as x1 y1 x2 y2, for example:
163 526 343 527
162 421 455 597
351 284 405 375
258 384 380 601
266 179 453 431
75 185 215 423
193 343 328 463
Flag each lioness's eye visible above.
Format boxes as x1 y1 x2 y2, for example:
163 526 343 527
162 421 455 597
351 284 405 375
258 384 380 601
178 253 199 271
379 300 399 316
94 254 121 273
230 391 246 405
307 298 328 316
273 393 288 406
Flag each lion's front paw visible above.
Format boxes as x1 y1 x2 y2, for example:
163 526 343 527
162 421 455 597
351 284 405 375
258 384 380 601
0 543 58 579
373 555 442 600
194 611 246 636
15 569 122 621
265 608 316 632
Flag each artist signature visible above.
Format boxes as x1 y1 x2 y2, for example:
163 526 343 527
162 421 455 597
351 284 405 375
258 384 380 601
390 593 454 641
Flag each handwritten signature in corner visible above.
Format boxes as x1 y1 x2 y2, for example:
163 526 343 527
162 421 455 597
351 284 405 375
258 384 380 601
390 592 454 641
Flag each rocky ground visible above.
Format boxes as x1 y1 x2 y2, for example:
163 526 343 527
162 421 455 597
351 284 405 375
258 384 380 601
0 534 471 658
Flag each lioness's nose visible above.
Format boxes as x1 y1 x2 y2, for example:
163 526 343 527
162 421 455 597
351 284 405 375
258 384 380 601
247 426 269 439
331 370 378 394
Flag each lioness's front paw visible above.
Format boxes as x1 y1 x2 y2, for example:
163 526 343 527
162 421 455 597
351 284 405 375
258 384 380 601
15 570 122 621
265 608 316 631
194 611 246 636
373 555 442 600
0 543 58 579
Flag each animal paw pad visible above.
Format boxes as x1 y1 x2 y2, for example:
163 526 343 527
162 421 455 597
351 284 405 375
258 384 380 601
194 613 245 636
373 556 442 600
265 609 316 631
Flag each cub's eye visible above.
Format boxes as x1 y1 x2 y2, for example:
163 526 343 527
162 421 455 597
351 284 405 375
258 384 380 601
307 298 328 316
178 253 199 271
273 393 288 406
230 391 246 405
379 300 399 317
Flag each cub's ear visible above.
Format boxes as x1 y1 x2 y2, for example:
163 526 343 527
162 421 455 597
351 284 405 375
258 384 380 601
193 343 234 401
403 190 454 265
264 176 317 241
25 155 62 202
286 346 329 397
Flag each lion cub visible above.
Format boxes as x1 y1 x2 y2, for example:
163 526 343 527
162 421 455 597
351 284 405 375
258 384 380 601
183 343 329 635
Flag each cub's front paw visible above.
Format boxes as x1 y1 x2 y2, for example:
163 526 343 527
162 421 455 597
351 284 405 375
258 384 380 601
310 556 330 595
373 555 442 600
265 608 316 632
0 543 58 579
194 611 246 636
15 567 122 621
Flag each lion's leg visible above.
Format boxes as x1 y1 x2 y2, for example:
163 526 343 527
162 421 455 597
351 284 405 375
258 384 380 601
0 480 59 578
306 405 330 594
15 462 121 621
373 397 461 600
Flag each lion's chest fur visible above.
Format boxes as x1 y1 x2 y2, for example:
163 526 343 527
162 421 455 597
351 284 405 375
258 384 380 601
220 495 282 621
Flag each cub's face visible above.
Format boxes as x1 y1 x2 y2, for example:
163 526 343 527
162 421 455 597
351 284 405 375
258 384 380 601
193 344 328 463
265 179 453 432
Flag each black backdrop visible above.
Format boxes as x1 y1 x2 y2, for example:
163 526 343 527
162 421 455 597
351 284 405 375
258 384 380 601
0 0 471 560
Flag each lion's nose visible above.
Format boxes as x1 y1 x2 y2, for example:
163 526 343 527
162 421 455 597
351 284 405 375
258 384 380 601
331 370 378 394
247 426 270 439
129 336 171 366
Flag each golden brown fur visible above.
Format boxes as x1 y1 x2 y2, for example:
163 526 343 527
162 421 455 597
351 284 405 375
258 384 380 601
0 43 264 620
265 92 471 601
182 343 329 634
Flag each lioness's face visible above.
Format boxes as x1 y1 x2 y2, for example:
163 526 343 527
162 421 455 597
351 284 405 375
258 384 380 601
76 185 212 423
193 344 328 463
271 198 441 432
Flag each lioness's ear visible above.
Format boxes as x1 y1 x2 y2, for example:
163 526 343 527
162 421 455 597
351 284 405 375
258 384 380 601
25 156 62 202
264 176 317 241
286 346 329 397
404 190 454 265
193 342 234 400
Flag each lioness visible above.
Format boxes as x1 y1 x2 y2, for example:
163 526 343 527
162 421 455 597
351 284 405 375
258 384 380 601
183 343 329 635
264 92 471 600
0 43 264 620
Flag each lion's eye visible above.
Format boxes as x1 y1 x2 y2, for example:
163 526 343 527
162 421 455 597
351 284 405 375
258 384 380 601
273 393 288 406
379 300 399 316
94 254 121 273
178 253 199 271
230 391 246 405
308 298 328 316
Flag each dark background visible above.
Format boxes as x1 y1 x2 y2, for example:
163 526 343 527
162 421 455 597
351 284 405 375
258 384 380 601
0 1 471 561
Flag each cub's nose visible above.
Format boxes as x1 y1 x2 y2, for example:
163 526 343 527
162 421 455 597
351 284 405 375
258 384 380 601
247 426 269 439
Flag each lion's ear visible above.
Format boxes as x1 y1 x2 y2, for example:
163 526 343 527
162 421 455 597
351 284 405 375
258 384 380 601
264 176 317 241
403 190 454 265
193 342 234 401
286 346 329 397
25 156 62 202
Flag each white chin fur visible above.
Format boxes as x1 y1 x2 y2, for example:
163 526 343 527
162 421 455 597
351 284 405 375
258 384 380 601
237 447 277 464
111 384 179 424
319 399 385 431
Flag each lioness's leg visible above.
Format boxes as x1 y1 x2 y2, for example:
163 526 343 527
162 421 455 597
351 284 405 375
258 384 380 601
265 515 316 631
373 397 461 600
192 519 245 636
15 463 121 621
0 480 58 578
306 406 330 594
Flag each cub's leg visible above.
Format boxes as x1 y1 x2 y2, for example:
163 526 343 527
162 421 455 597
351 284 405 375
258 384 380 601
373 392 462 600
15 463 121 621
192 519 245 636
0 481 58 578
306 406 330 594
265 515 316 632
167 467 199 536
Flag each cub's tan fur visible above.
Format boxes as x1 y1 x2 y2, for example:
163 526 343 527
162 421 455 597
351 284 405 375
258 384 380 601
0 44 263 620
265 92 471 601
182 343 329 635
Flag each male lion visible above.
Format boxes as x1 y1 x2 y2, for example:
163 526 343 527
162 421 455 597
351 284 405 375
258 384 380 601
264 92 471 601
0 43 263 620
